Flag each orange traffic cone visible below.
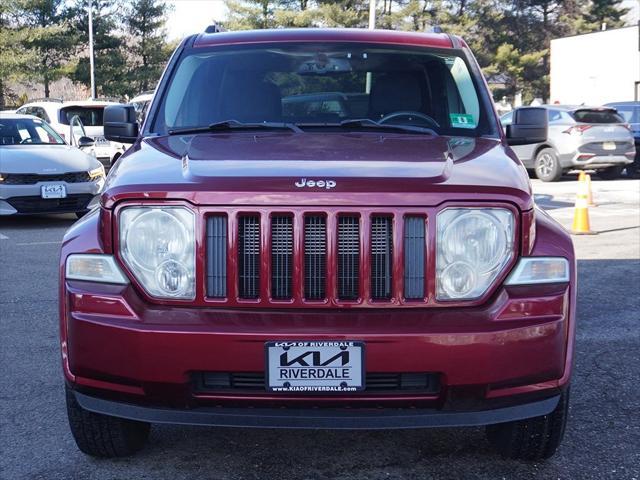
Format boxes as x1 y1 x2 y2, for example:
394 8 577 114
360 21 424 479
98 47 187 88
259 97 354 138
578 171 587 183
585 174 596 207
571 175 596 235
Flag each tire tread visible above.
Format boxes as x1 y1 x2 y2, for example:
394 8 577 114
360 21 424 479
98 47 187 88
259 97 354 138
486 389 569 461
66 387 150 457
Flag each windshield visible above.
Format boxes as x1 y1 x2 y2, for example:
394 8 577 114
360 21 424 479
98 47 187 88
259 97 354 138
152 43 490 137
0 117 65 145
59 106 105 126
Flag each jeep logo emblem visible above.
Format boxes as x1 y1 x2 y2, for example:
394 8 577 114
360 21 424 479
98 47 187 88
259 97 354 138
295 178 337 189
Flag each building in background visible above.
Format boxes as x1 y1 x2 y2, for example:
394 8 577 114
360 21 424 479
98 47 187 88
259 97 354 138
550 25 639 105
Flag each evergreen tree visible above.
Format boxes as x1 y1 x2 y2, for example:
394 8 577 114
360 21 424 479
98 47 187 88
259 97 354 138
13 0 78 98
583 0 629 31
0 2 36 107
124 0 171 93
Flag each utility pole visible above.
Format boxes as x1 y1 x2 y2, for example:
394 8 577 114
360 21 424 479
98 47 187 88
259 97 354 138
366 0 376 93
88 0 96 99
368 0 376 29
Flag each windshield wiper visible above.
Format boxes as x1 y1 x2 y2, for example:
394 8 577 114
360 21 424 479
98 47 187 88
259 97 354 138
168 120 303 135
336 118 437 136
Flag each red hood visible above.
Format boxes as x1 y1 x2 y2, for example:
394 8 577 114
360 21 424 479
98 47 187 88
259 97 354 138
102 132 532 210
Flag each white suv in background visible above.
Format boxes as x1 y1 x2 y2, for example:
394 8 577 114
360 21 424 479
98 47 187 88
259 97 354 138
16 99 128 169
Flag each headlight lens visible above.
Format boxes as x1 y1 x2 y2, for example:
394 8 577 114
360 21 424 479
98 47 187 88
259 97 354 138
120 207 195 299
88 165 105 179
437 208 515 300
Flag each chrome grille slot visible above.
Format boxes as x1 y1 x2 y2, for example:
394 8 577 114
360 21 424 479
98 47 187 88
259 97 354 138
404 216 425 299
238 215 260 299
337 215 360 300
304 215 326 300
271 215 293 299
206 215 227 298
371 216 393 300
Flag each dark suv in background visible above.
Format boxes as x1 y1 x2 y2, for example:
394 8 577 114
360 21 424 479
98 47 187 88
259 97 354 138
60 28 575 460
606 101 640 176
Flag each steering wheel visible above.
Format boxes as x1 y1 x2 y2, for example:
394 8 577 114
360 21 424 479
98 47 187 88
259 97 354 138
379 111 440 128
19 138 34 144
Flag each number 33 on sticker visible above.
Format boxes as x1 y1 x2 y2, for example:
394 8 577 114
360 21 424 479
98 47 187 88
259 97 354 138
450 113 476 129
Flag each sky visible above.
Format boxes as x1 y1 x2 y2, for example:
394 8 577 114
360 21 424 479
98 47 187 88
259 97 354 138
165 0 228 40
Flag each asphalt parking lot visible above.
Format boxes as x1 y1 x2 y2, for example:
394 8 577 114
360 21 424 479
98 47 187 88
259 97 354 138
1 177 639 480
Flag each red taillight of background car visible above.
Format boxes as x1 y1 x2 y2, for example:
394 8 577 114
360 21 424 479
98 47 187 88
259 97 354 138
563 125 593 135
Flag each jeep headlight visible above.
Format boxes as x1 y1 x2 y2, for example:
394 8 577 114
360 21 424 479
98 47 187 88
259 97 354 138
436 208 515 300
119 206 195 299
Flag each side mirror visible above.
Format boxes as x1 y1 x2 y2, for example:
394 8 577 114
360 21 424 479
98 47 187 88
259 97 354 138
77 136 95 148
506 107 548 146
104 105 138 143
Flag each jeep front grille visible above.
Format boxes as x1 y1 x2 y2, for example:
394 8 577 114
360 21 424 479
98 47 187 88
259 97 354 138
205 209 431 305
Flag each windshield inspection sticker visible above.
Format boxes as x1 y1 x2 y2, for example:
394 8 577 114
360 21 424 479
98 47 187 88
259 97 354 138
450 113 476 129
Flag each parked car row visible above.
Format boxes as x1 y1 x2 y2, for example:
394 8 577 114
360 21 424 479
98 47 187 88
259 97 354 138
0 93 158 217
501 104 637 182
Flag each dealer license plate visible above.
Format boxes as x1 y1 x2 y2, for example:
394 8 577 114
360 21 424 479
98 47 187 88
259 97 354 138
41 184 66 199
266 341 364 392
603 141 616 151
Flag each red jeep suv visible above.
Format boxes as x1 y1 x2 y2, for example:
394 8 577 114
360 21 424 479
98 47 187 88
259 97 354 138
60 28 575 460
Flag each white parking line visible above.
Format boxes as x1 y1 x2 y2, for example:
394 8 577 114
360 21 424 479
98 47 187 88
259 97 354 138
0 233 8 240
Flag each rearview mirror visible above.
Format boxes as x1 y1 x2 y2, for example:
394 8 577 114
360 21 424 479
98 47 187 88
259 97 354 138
104 105 138 143
506 107 548 146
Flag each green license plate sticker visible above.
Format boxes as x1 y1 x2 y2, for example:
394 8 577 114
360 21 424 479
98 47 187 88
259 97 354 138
450 113 476 129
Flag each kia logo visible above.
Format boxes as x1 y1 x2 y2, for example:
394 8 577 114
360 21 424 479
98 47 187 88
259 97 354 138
295 178 336 189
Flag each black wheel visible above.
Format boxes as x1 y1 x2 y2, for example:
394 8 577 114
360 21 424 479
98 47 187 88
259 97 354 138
66 387 150 457
598 165 624 180
486 389 569 461
534 148 562 182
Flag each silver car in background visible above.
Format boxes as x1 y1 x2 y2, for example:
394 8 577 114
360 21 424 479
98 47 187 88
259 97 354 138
501 105 635 181
0 113 105 217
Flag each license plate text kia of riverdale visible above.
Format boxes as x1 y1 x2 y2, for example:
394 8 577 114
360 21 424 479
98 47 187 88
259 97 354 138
60 27 575 460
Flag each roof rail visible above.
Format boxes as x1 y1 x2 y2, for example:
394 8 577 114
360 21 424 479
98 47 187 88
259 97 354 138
91 97 123 103
205 23 224 33
29 97 64 103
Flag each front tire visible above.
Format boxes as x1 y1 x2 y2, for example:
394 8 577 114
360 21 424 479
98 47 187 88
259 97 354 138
66 387 150 457
486 389 569 461
534 148 562 182
598 165 624 180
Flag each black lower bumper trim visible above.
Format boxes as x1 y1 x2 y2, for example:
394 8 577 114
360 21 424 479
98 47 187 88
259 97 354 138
74 392 560 430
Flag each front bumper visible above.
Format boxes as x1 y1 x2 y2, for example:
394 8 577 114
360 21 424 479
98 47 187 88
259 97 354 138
0 180 103 215
73 389 561 429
